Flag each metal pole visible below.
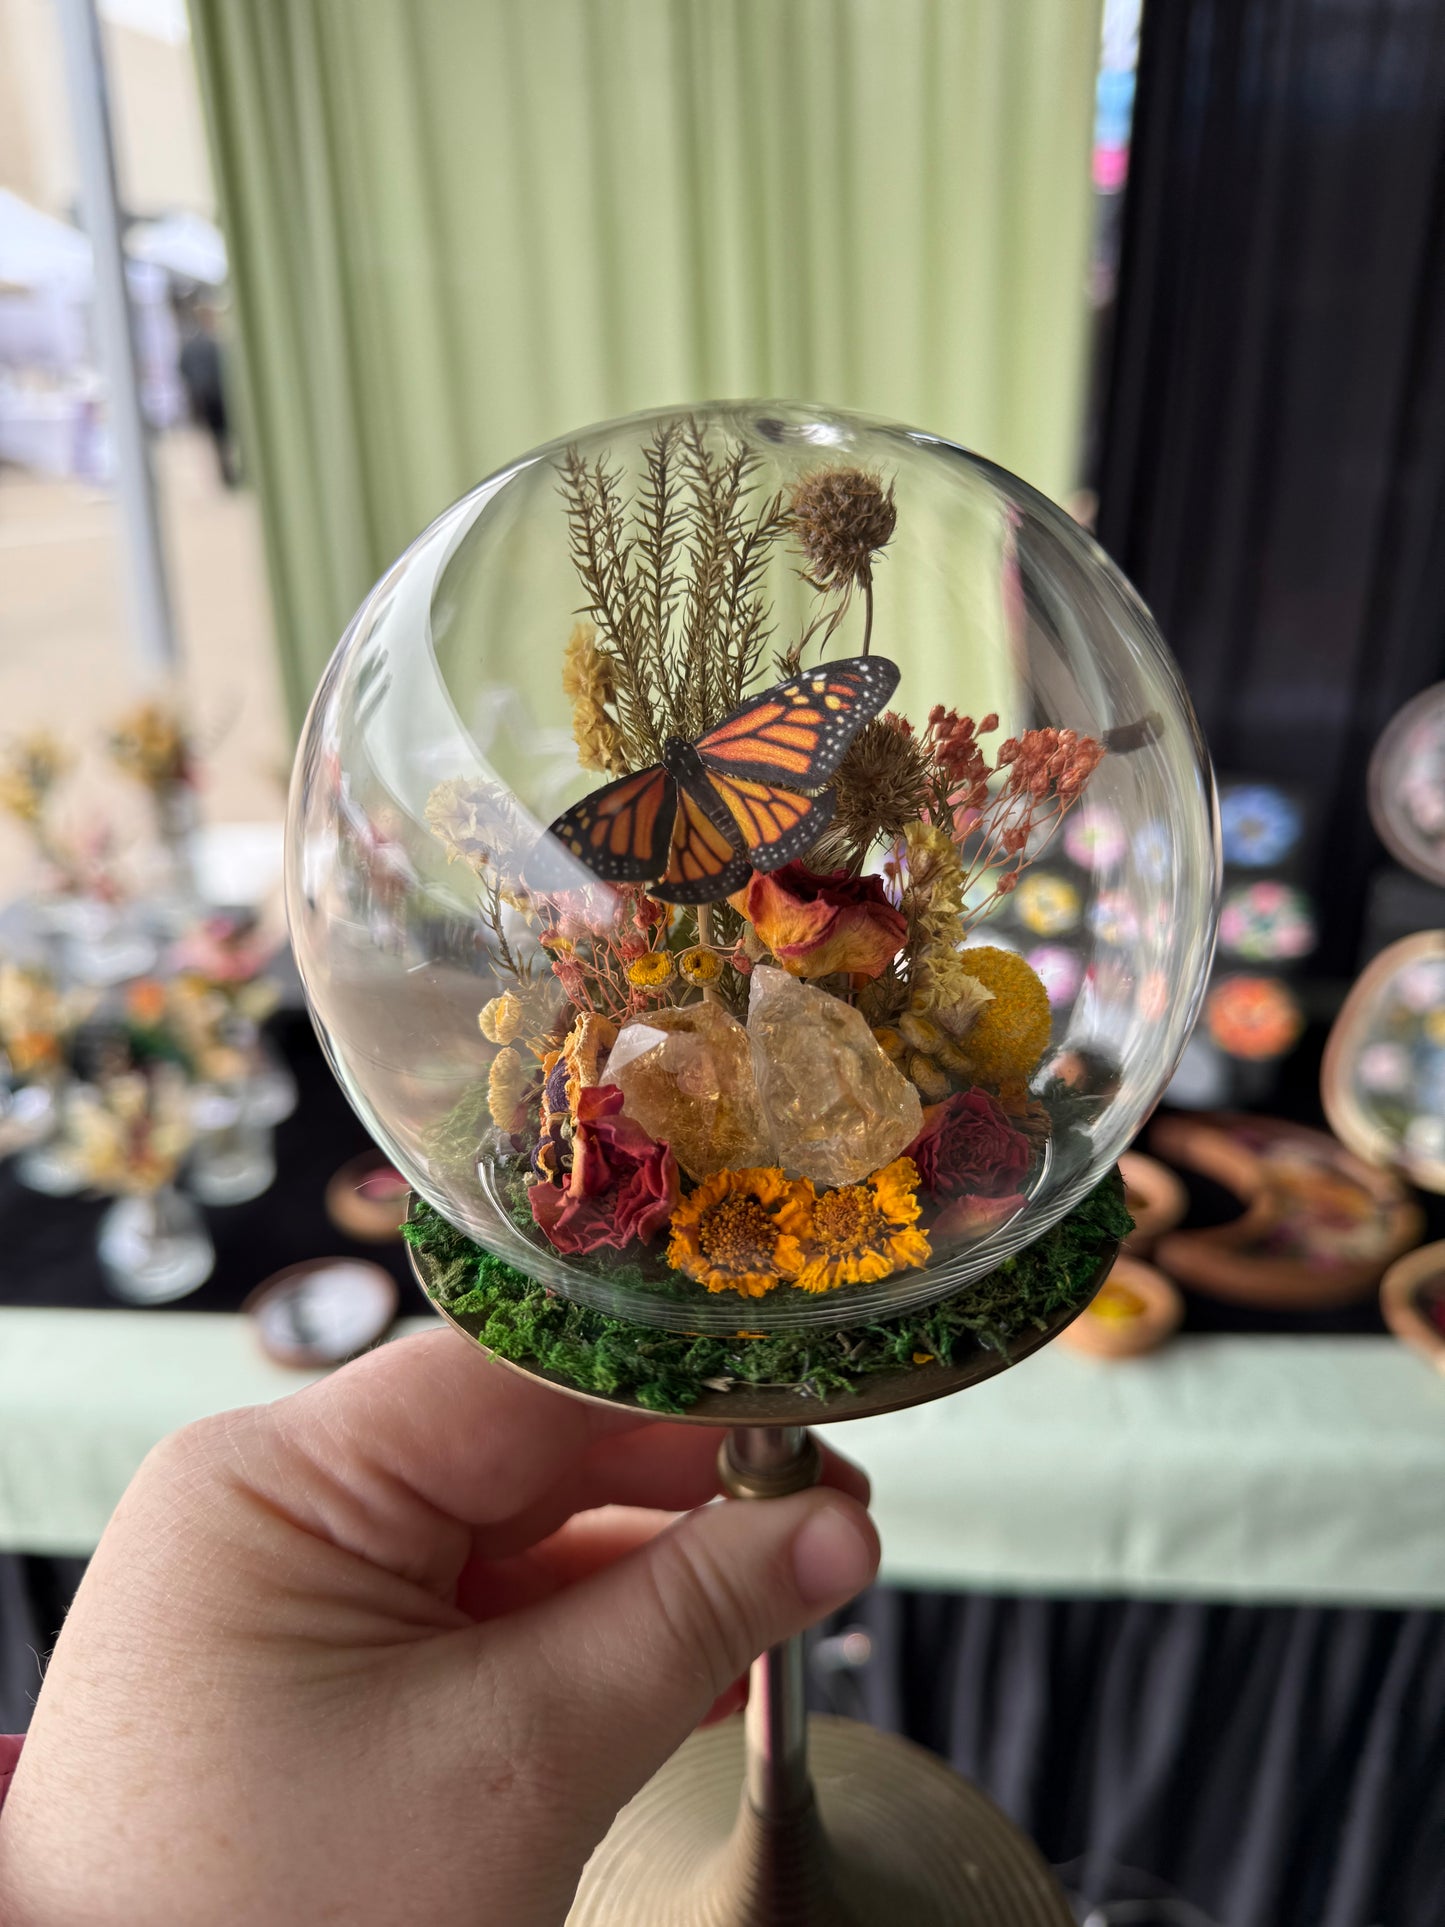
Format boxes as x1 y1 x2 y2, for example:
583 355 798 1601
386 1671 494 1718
723 1427 818 1817
55 0 179 675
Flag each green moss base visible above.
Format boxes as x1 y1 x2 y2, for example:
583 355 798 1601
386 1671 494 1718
402 1169 1131 1414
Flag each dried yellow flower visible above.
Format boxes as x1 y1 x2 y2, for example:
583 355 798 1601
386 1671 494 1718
478 991 524 1045
487 1047 528 1130
790 1157 931 1295
69 1069 192 1195
898 1010 946 1054
0 733 70 825
677 946 723 986
901 822 966 938
949 946 1052 1096
562 620 628 775
109 701 189 791
906 1051 951 1103
559 1011 617 1111
626 950 675 988
561 619 613 705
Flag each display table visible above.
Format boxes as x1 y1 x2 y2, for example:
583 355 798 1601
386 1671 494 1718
3 1306 1442 1605
3 1012 1442 1923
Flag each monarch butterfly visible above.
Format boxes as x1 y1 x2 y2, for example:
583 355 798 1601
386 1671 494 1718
536 655 900 903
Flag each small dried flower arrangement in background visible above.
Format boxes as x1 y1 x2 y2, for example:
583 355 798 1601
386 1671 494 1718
108 699 195 795
426 413 1106 1310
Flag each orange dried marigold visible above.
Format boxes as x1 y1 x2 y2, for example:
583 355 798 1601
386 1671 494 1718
667 1167 812 1298
791 1157 931 1295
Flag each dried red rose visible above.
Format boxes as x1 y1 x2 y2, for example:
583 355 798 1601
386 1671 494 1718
905 1087 1032 1201
529 1085 679 1254
740 862 907 982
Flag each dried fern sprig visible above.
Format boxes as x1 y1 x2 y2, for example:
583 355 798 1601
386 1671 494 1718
558 416 790 756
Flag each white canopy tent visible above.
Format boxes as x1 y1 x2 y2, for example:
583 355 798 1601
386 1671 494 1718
126 210 226 286
0 187 187 474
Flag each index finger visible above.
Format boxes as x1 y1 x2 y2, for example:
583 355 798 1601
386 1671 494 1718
253 1327 868 1586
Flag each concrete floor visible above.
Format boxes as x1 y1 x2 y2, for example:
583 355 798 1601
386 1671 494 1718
0 429 289 903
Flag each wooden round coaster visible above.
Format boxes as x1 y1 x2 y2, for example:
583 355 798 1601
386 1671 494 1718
1150 1112 1421 1309
1057 1254 1182 1360
1118 1151 1188 1256
325 1154 411 1241
244 1258 398 1368
1380 1241 1445 1376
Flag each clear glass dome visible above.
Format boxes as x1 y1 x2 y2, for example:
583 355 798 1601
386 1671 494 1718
287 402 1219 1333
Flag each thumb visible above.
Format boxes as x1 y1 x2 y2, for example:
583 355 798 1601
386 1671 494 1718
498 1487 878 1827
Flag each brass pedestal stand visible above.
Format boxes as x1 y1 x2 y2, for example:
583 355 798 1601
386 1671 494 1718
408 1238 1115 1926
569 1422 1073 1926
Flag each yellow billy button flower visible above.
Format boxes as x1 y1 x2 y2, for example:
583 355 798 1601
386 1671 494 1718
677 946 723 987
792 1157 931 1294
949 946 1052 1099
667 1167 812 1298
626 950 675 989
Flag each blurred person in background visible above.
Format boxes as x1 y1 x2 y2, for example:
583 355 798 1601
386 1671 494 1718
176 297 237 487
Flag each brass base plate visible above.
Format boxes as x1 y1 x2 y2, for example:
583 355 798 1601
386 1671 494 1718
569 1714 1073 1926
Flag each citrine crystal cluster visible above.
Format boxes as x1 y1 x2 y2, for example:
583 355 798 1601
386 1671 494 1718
607 967 921 1189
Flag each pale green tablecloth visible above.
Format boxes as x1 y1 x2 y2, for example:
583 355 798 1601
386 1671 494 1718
2 1310 1442 1606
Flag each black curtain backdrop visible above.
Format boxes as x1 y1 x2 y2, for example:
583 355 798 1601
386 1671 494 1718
1094 0 1445 976
8 1556 1442 1927
821 1588 1445 1927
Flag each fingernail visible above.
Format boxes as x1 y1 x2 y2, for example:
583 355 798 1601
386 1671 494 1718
791 1499 877 1606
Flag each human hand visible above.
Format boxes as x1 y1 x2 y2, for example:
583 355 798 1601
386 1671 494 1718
0 1330 878 1926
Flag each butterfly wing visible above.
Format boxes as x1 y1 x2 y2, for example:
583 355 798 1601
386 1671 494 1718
651 780 753 904
694 655 901 787
699 768 837 874
539 764 676 886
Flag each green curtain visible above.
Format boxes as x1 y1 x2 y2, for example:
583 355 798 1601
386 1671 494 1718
189 0 1103 728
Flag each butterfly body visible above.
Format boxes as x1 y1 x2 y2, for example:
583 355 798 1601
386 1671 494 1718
539 655 899 904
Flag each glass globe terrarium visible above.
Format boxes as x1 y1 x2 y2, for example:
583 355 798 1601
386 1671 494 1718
287 402 1218 1340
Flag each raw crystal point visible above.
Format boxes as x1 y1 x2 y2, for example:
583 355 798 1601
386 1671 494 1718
603 1003 772 1180
747 965 924 1188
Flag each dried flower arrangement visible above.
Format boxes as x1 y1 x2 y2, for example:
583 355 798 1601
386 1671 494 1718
107 699 195 794
68 1065 193 1195
427 414 1106 1309
0 734 123 902
0 962 92 1084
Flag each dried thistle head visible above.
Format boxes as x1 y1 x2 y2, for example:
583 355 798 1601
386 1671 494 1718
789 467 897 591
813 713 933 868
